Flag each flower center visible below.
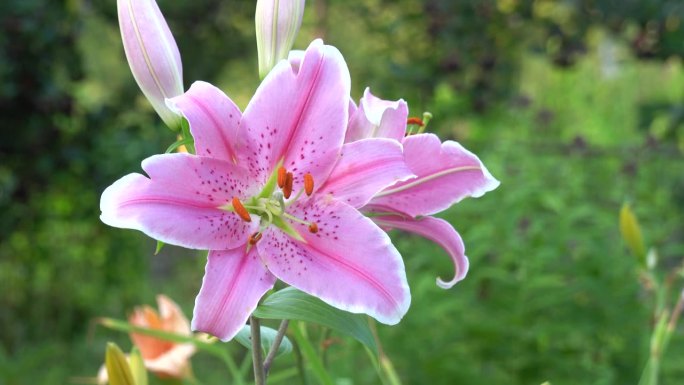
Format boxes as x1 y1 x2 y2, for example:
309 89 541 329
223 165 318 245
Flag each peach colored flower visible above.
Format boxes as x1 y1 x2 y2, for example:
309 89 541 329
98 295 195 384
128 295 195 378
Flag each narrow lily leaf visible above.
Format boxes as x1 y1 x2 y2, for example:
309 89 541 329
253 287 378 354
620 202 646 267
106 342 135 385
128 348 148 385
233 325 293 357
164 138 194 154
154 240 165 255
98 318 224 357
180 117 196 154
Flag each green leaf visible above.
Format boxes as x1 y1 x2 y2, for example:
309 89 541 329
154 240 165 255
233 325 293 357
164 138 194 154
291 321 334 385
253 287 378 354
180 117 196 154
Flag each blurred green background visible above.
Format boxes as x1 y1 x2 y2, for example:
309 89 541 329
1 0 684 384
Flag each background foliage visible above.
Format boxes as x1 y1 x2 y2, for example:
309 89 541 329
1 0 683 384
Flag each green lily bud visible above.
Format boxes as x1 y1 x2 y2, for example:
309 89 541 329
128 348 148 385
255 0 305 79
619 202 646 268
105 343 136 385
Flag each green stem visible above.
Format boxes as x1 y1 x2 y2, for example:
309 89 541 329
217 349 244 385
292 338 309 385
263 320 290 377
369 318 402 385
239 351 253 379
291 322 334 385
251 316 267 385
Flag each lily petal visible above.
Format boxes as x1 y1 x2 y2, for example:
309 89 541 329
346 88 408 143
287 49 304 73
100 153 259 250
167 81 241 163
258 198 410 324
192 248 277 341
240 39 350 188
371 214 469 289
156 294 192 335
320 138 414 208
370 133 500 217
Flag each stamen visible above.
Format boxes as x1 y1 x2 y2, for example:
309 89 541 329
283 172 294 199
407 117 424 126
277 166 287 188
248 232 262 245
304 173 314 196
308 223 319 234
232 197 252 222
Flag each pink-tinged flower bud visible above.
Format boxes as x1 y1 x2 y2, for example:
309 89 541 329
255 0 305 79
118 0 184 129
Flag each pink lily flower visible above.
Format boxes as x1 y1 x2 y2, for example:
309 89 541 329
100 40 413 341
347 89 500 288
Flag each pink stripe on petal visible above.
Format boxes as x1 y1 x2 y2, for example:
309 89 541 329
371 215 469 289
192 248 276 341
320 138 414 208
371 133 500 217
257 198 410 324
100 153 258 250
240 39 350 187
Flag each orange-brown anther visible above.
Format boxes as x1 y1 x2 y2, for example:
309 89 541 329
407 117 424 126
304 173 314 196
308 223 319 233
283 172 294 199
232 197 251 222
277 166 287 188
248 232 262 245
